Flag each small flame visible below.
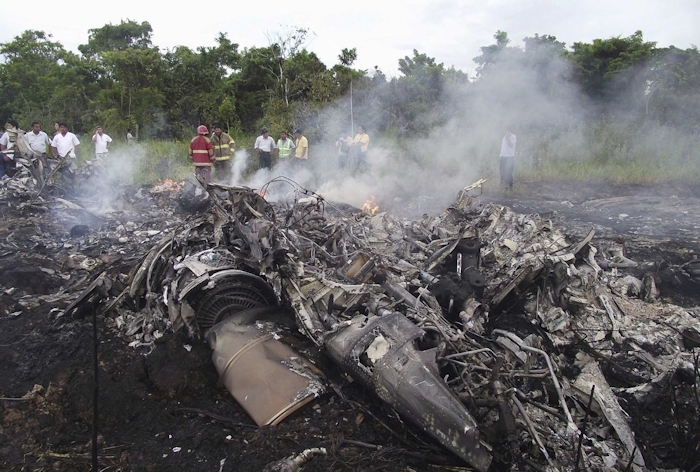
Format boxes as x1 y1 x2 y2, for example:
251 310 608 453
151 178 183 193
361 195 380 215
257 189 268 198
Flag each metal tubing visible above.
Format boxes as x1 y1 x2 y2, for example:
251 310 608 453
511 394 552 465
492 329 576 431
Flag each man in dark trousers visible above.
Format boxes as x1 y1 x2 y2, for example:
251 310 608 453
254 128 276 170
189 125 215 183
211 124 236 182
499 127 517 189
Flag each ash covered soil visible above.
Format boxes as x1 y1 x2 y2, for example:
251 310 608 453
484 181 700 306
1 180 699 471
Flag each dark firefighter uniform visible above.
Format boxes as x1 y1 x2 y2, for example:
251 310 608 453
211 131 235 182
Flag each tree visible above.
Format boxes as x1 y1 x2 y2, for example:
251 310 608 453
568 31 657 103
380 50 451 133
0 30 88 128
102 48 165 133
473 30 523 76
79 20 153 58
161 34 241 134
264 26 312 106
339 48 357 67
645 46 700 126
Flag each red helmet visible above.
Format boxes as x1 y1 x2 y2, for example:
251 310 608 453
197 125 208 134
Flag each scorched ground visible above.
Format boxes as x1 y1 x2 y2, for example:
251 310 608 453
1 177 699 471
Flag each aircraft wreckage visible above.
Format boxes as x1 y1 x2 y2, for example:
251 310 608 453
59 177 700 471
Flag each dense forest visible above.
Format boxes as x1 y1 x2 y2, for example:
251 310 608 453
1 20 699 148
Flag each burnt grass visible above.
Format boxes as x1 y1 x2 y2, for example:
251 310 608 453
1 181 700 471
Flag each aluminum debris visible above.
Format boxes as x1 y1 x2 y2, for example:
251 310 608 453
60 177 700 471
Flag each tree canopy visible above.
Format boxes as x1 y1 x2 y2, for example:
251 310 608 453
1 22 698 141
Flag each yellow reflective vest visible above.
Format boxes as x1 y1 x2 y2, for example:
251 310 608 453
211 132 235 160
277 138 294 158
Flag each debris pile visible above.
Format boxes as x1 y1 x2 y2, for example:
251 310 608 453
67 178 697 471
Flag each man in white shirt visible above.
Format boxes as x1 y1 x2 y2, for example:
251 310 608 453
92 126 112 160
51 122 80 181
51 123 80 159
25 122 51 156
254 128 277 170
499 128 517 189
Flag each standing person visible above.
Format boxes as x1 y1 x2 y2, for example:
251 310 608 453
276 130 295 172
50 122 80 180
349 125 369 172
210 124 236 182
25 122 51 183
53 122 60 137
126 128 135 143
189 125 215 184
293 128 308 165
26 122 51 157
499 127 517 189
254 128 276 170
0 119 22 178
336 132 352 168
92 126 113 160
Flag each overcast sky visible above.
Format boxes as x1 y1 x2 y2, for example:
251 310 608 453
2 0 698 77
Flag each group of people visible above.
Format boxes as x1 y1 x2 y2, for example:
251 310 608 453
4 117 518 191
253 128 308 171
336 125 369 172
0 120 79 180
0 119 136 181
187 124 373 184
188 124 237 184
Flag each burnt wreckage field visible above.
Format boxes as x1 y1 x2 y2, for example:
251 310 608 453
1 176 699 472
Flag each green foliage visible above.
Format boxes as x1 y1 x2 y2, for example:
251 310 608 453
0 30 88 128
0 22 698 188
79 19 153 57
568 31 657 104
473 31 523 76
645 46 700 127
339 48 357 66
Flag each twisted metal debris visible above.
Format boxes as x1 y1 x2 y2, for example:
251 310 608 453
92 177 699 471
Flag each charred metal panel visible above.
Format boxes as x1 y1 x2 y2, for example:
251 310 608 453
324 312 492 472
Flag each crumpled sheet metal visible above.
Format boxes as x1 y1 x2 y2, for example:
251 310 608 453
573 358 645 471
108 181 700 470
325 311 492 471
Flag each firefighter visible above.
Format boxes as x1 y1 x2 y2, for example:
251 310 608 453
189 125 215 184
210 124 236 182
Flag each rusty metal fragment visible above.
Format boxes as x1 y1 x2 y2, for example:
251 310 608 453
207 307 325 426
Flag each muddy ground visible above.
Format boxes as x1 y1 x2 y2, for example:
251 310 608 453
1 181 698 471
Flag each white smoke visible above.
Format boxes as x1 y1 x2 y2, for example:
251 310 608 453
81 144 146 214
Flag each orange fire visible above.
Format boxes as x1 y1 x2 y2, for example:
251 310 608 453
257 189 268 199
151 178 183 193
361 195 380 215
